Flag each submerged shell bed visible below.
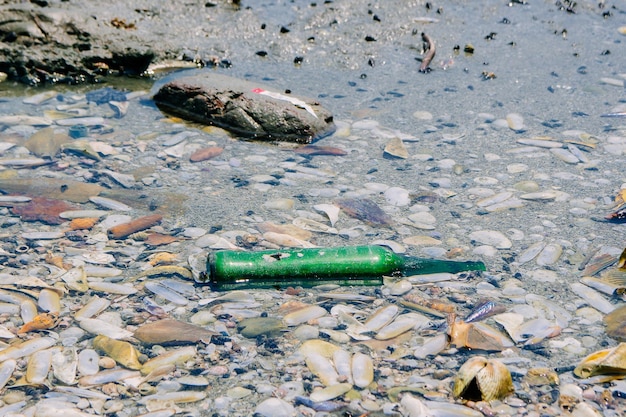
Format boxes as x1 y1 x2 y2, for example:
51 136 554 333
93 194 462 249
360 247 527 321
1 1 626 416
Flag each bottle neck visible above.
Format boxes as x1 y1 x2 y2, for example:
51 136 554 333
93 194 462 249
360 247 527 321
401 256 486 275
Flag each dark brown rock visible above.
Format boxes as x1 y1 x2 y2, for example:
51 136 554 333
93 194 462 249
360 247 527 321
153 73 335 143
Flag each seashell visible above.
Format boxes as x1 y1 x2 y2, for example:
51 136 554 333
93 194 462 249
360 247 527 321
74 295 111 320
332 348 353 384
93 335 142 370
523 367 559 386
20 299 39 325
402 235 442 246
464 300 505 323
506 113 525 131
77 349 100 376
518 241 546 264
363 304 399 332
298 339 341 358
177 375 209 387
388 279 413 296
574 343 626 378
89 196 133 211
570 282 615 314
448 318 514 351
413 333 448 359
453 356 514 401
351 352 374 388
468 230 512 249
0 359 16 390
292 217 338 234
335 197 393 227
38 288 61 314
78 368 142 387
51 346 78 385
535 243 562 266
69 217 99 230
134 319 215 345
19 312 59 334
476 191 513 208
400 394 432 417
550 147 579 164
77 318 134 339
60 266 89 292
376 312 430 340
305 352 339 386
144 282 188 305
313 204 340 227
0 115 51 125
25 348 53 385
604 305 626 341
309 383 352 402
0 337 55 362
262 231 316 248
383 137 408 159
140 346 196 375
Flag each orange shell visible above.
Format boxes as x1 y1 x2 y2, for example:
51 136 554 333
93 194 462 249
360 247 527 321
18 312 59 334
69 217 99 230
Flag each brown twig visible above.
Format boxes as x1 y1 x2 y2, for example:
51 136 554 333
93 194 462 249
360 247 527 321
419 32 436 73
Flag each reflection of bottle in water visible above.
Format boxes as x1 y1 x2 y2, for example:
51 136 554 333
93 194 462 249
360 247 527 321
200 245 486 290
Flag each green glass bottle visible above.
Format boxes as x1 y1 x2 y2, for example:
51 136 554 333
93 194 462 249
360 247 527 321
199 245 486 290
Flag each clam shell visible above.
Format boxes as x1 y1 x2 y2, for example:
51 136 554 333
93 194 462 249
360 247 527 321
51 347 78 385
351 352 374 388
453 356 514 401
93 335 142 370
604 305 626 341
574 342 626 378
305 352 339 386
309 382 352 402
140 346 196 375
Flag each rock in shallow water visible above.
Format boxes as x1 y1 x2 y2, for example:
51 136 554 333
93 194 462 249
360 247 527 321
153 72 335 143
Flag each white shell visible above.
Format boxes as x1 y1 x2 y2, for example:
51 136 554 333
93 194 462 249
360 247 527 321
283 305 327 326
351 352 374 388
305 352 339 386
309 382 352 402
313 204 340 227
26 349 53 384
52 347 78 385
376 313 430 340
77 318 134 339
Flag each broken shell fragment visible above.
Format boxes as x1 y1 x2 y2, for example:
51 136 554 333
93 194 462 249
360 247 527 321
19 312 59 334
574 343 626 379
453 356 514 401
